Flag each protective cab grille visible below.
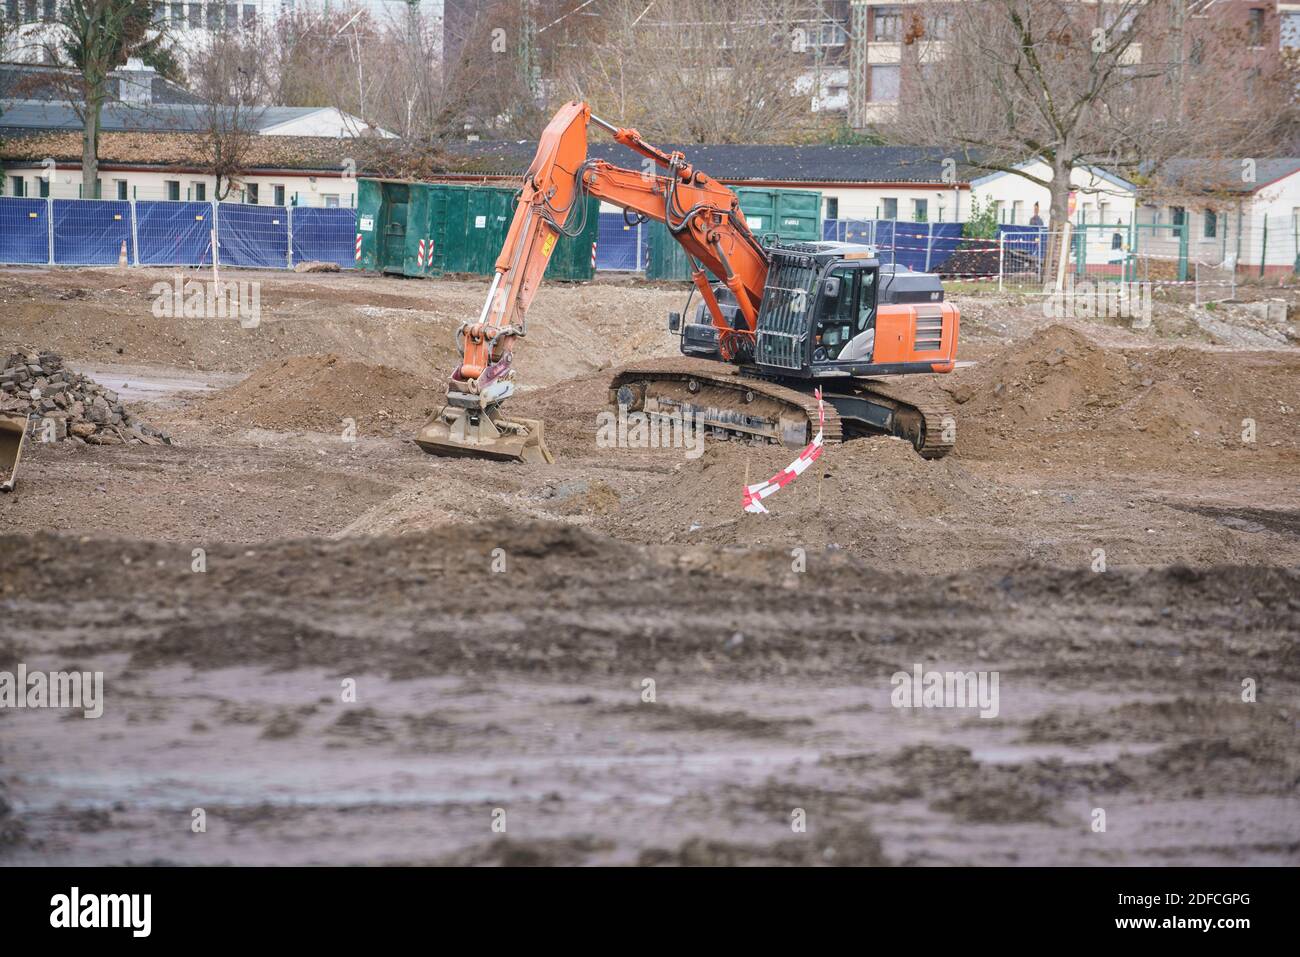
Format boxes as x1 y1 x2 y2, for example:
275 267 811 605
756 255 817 372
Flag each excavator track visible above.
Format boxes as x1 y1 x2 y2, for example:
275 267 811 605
610 362 956 459
610 366 843 447
838 378 957 460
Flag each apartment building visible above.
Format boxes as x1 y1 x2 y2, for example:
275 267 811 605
847 0 1294 129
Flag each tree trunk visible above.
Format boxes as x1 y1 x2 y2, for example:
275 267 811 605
82 93 103 200
1045 158 1072 285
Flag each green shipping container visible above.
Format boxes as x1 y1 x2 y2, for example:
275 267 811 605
355 178 412 274
358 179 598 281
735 187 822 243
645 186 824 280
544 194 599 282
645 219 695 281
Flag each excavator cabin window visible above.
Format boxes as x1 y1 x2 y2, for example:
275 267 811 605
814 264 878 364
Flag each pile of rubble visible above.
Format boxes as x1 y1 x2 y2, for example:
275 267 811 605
0 350 170 446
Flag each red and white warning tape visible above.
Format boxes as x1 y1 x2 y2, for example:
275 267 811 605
354 234 362 261
417 239 427 268
742 388 825 515
591 241 598 269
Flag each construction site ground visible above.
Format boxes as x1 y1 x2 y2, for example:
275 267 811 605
2 266 1297 866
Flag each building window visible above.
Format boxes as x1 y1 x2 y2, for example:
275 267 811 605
824 196 838 220
115 179 128 200
872 5 900 42
1248 8 1265 47
881 197 898 219
207 3 220 29
38 177 48 197
170 2 181 22
152 2 164 24
273 184 285 206
188 2 200 26
913 198 928 222
225 3 236 28
925 12 950 41
246 183 258 204
1283 12 1300 50
323 194 340 208
42 0 53 17
10 176 24 197
1170 206 1185 227
192 182 206 201
1011 200 1023 225
166 180 180 201
869 64 900 102
242 3 255 27
1203 209 1217 239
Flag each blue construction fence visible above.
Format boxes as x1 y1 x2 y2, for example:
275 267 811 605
997 224 1048 262
595 211 647 271
594 212 978 275
822 219 966 273
0 197 358 268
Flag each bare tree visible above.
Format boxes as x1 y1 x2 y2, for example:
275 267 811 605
356 0 544 141
556 0 816 143
268 7 371 112
39 0 177 199
884 0 1296 273
188 30 270 201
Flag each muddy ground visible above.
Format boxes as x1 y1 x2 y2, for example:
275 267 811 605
1 265 1297 866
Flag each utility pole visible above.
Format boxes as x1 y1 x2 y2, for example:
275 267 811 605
1170 0 1186 121
519 0 540 102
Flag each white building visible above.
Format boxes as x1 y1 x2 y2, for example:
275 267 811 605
969 161 1138 228
1142 158 1300 277
0 60 385 205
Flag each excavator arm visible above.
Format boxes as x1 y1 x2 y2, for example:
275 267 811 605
454 101 770 396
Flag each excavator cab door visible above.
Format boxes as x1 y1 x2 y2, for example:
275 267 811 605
812 262 878 366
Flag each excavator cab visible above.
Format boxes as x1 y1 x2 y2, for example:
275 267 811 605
681 241 954 380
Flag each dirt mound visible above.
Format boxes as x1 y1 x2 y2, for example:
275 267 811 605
599 435 1000 548
192 354 442 437
947 324 1300 466
952 324 1135 428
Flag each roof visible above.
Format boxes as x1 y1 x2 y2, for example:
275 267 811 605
0 130 362 172
442 140 982 185
0 129 486 178
1158 158 1300 194
0 61 203 106
0 100 352 135
969 160 1137 192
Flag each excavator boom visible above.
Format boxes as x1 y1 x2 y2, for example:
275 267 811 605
416 100 773 462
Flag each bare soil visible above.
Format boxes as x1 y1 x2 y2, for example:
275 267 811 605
1 266 1297 866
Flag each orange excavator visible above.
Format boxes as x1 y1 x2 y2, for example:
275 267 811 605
416 100 960 464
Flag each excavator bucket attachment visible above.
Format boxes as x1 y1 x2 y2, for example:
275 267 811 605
415 406 555 465
0 413 30 493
